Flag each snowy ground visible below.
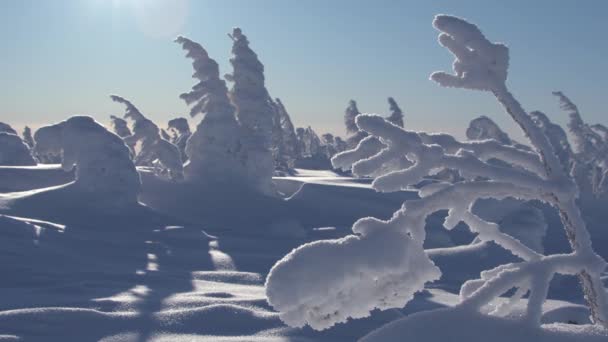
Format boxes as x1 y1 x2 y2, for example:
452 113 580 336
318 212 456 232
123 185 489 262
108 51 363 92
0 167 606 341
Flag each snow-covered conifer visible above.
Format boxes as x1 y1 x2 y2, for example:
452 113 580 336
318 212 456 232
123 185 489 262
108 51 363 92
109 115 132 138
174 35 248 185
111 95 184 180
225 28 276 194
167 117 191 162
386 97 404 128
466 115 511 145
22 126 34 149
344 100 367 148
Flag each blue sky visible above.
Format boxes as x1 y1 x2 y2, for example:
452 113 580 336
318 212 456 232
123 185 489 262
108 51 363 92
1 0 607 141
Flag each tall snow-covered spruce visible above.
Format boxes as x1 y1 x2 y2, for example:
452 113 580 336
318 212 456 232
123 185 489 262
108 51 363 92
265 14 608 332
386 97 404 128
174 35 247 186
225 28 275 194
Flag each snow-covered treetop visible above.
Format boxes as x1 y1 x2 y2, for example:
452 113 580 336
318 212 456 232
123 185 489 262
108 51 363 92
168 117 190 135
111 94 161 142
344 100 361 134
175 36 236 121
109 115 132 138
466 115 511 145
22 126 34 148
109 95 146 122
554 91 605 157
0 122 17 135
386 97 404 128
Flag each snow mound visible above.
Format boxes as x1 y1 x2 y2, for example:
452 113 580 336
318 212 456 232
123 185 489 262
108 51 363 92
265 227 440 330
361 307 608 342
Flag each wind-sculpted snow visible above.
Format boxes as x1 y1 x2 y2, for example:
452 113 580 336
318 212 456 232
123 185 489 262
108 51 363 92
265 226 440 330
0 132 37 166
33 116 140 205
111 95 184 180
268 14 608 333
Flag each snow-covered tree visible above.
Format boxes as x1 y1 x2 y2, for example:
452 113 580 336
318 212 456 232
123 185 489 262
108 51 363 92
344 100 367 148
174 35 248 186
33 116 140 205
22 126 34 149
109 115 132 138
225 28 275 194
466 115 511 145
271 98 298 170
111 95 184 180
386 97 404 128
0 122 17 135
0 132 37 166
266 14 608 331
167 117 191 162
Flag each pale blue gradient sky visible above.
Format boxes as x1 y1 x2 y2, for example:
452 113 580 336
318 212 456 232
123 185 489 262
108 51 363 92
1 0 607 141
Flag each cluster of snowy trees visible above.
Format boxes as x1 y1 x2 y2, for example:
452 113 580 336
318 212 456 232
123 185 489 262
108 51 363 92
266 14 608 333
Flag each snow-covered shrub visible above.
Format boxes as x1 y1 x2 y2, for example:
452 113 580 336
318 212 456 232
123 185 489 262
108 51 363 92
174 35 249 186
167 117 191 162
0 132 37 166
267 14 608 331
33 116 140 205
111 95 184 181
226 27 275 194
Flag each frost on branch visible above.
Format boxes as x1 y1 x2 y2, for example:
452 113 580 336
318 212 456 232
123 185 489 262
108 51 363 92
111 95 184 181
33 116 140 205
431 15 608 327
269 15 608 332
174 35 249 186
265 221 440 330
226 28 275 194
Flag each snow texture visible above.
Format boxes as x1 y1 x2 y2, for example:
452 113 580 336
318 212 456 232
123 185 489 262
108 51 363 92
33 116 140 205
265 226 440 330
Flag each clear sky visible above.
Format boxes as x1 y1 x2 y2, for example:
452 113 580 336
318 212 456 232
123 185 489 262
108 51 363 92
1 0 607 141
